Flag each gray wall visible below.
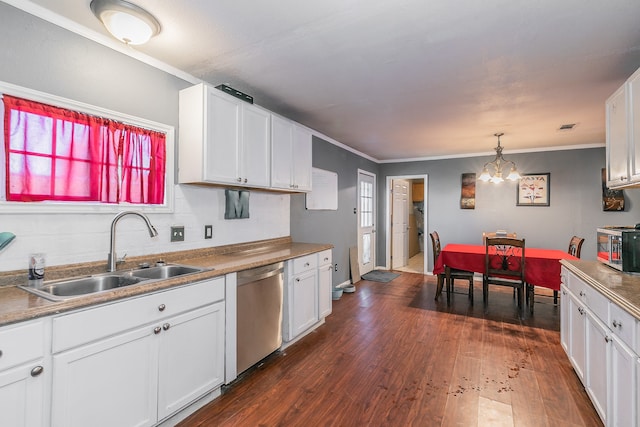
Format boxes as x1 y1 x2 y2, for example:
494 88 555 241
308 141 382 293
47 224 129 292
379 147 640 271
290 136 379 285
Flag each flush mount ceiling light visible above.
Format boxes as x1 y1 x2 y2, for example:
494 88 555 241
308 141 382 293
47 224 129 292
90 0 160 45
478 133 521 184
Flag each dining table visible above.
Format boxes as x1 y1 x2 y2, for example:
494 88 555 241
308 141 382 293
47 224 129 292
432 243 579 299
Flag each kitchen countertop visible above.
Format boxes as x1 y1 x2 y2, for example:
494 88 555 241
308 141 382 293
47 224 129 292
0 237 332 327
561 259 640 320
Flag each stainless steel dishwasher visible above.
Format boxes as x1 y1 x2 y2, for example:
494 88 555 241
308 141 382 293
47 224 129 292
236 262 284 374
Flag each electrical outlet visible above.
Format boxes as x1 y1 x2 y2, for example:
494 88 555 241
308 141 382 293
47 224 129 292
334 263 338 272
204 225 213 239
170 226 185 242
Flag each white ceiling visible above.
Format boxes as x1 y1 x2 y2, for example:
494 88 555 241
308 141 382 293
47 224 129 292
11 0 640 161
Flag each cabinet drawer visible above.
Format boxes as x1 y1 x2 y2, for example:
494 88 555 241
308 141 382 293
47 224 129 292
292 254 317 274
53 278 224 353
0 319 45 370
583 286 608 324
609 303 636 351
318 249 332 266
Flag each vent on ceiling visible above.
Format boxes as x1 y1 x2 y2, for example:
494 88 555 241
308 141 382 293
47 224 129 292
558 123 577 131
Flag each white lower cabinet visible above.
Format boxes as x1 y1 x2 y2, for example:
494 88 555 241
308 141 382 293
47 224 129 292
561 266 639 427
0 319 49 427
585 310 608 423
51 278 225 427
318 249 333 319
283 250 333 342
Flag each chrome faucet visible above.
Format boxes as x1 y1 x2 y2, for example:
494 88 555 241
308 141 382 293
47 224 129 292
107 211 158 272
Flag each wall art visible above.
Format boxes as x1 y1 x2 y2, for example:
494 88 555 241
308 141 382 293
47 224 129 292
517 173 550 206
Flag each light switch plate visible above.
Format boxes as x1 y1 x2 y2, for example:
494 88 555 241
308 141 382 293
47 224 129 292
171 226 185 242
204 225 213 239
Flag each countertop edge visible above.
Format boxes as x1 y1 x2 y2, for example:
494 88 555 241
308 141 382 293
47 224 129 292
560 259 640 320
0 241 333 327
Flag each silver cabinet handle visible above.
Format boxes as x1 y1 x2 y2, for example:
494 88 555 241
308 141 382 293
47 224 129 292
163 323 171 331
244 178 248 183
612 320 621 328
579 291 585 297
237 177 242 182
158 304 166 312
562 290 567 296
153 326 162 334
324 257 329 262
296 278 300 282
327 266 333 271
304 262 310 267
30 366 44 377
578 307 585 315
605 335 612 343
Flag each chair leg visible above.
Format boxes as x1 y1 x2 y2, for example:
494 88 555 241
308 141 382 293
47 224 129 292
446 275 451 306
469 278 474 305
528 284 535 315
553 290 558 305
435 274 444 300
482 278 488 308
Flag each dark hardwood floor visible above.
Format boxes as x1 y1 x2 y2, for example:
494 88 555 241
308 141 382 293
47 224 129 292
179 272 602 427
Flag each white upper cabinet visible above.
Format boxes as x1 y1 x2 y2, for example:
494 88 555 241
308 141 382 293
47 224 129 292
271 114 312 192
606 66 640 188
179 84 270 188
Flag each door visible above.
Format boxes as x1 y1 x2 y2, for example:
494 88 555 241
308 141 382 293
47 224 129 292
391 179 409 269
0 361 46 427
357 170 376 275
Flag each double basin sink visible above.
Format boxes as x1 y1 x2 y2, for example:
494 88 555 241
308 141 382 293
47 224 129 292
20 264 207 302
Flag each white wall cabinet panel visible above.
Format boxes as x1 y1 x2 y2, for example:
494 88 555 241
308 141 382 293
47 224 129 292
560 286 570 354
288 269 318 339
568 289 587 382
606 66 640 188
271 114 312 192
179 84 270 188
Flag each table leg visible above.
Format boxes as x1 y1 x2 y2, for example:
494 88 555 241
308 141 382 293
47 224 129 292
445 266 451 305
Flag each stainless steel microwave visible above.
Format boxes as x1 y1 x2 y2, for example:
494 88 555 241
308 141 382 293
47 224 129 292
597 227 640 272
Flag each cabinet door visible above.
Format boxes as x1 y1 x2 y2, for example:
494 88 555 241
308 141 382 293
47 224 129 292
0 361 46 427
52 326 158 427
560 286 570 354
204 88 241 184
568 292 586 382
318 263 333 319
609 334 636 427
606 84 629 187
271 114 294 190
585 311 608 424
289 269 319 338
157 302 225 421
292 125 312 191
629 69 640 183
241 105 271 187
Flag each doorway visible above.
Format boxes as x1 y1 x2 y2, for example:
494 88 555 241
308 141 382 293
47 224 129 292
357 170 376 276
386 175 427 273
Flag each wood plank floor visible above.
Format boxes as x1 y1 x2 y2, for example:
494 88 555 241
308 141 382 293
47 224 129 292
179 273 602 427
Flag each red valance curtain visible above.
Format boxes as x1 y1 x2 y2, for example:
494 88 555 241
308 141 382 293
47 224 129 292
3 95 165 204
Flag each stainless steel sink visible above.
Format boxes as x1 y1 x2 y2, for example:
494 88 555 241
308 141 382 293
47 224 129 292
129 264 204 280
19 264 207 301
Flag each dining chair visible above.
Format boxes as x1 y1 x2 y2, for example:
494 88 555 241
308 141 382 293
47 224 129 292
430 231 475 304
552 236 584 303
483 237 531 317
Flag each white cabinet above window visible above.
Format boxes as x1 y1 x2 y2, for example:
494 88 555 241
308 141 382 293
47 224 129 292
179 84 271 188
606 66 640 189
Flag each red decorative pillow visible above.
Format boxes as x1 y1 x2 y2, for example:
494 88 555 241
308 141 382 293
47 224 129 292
489 255 503 269
507 256 521 271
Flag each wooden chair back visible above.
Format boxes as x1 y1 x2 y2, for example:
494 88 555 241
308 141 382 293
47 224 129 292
482 231 517 243
484 237 526 282
429 231 441 265
568 236 585 258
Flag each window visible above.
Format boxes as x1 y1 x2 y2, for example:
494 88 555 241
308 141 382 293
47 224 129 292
0 81 174 213
4 95 165 204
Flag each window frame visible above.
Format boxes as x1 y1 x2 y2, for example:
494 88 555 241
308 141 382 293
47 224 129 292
0 80 174 214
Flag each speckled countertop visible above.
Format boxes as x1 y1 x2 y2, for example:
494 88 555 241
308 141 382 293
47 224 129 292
561 259 640 320
0 237 332 327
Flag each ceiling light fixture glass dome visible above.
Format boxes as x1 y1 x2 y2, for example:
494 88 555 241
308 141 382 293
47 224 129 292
90 0 161 45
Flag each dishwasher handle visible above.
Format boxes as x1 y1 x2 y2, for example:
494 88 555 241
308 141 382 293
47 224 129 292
237 262 284 286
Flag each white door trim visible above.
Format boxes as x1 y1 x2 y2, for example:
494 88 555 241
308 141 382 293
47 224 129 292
384 174 428 271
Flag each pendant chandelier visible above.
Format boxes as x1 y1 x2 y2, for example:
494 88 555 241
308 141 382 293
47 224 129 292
478 133 521 183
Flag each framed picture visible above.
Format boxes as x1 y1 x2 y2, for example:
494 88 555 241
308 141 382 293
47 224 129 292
517 173 550 206
601 168 624 211
460 173 476 209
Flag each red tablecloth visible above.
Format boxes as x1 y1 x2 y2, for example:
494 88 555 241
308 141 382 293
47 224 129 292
433 244 578 291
